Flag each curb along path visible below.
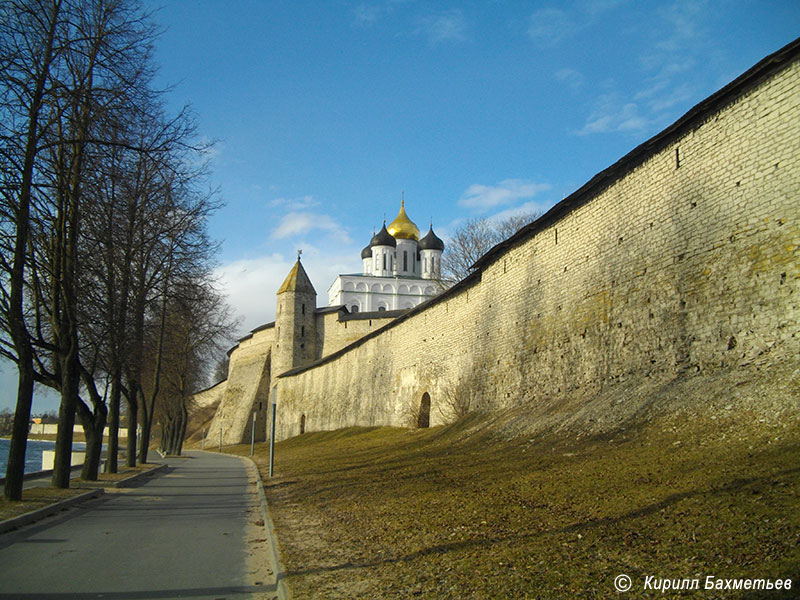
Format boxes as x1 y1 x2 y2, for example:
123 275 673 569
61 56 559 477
0 464 168 534
239 453 290 600
0 451 279 599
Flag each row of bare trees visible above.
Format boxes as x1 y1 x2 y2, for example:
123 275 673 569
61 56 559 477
0 0 236 500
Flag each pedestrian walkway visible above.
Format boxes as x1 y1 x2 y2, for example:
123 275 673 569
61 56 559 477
0 451 277 599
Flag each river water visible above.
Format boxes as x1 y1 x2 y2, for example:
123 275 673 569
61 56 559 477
0 438 87 475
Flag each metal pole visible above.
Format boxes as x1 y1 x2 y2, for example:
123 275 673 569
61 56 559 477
250 411 256 456
269 402 276 477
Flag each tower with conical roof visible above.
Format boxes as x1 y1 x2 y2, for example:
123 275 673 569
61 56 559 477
274 256 317 375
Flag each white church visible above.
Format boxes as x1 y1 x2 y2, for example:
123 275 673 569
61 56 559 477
328 200 445 312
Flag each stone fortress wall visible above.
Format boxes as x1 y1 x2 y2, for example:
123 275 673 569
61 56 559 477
198 307 400 444
270 42 800 441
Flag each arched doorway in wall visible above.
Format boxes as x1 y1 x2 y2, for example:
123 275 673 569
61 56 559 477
300 414 306 435
417 393 431 428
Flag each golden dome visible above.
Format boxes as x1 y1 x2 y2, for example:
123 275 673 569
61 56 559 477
387 200 420 241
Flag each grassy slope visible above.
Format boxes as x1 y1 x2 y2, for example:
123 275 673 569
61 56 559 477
225 362 799 599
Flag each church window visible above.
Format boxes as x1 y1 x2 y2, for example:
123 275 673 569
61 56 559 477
424 257 427 272
301 303 305 315
403 251 408 271
301 325 305 337
351 305 359 313
383 254 386 270
378 306 386 312
375 257 379 269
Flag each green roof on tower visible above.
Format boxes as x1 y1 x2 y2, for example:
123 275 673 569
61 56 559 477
277 258 316 294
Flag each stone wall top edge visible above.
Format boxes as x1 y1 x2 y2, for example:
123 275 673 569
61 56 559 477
472 36 800 274
226 321 276 356
191 377 226 398
339 309 408 322
277 270 483 378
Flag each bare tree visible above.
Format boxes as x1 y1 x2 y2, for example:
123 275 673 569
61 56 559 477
1 0 219 491
436 372 482 423
149 276 238 457
24 0 163 487
0 0 67 499
213 355 230 385
441 212 539 283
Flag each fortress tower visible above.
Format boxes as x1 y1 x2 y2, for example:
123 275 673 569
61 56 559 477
273 257 317 376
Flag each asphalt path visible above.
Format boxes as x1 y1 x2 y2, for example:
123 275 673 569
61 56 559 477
0 451 276 599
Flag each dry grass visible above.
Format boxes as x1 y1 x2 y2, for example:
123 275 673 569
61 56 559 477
218 405 799 599
0 486 90 521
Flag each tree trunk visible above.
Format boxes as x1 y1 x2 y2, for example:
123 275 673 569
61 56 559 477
126 386 139 467
77 399 106 480
139 398 152 463
3 366 35 500
52 366 78 488
168 416 180 455
107 371 121 473
175 402 188 456
1 0 63 502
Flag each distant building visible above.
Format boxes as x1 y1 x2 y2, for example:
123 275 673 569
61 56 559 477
327 200 445 311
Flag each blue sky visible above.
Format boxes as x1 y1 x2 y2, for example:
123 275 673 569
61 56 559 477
2 0 798 413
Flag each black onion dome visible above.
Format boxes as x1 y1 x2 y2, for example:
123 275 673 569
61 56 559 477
361 243 373 259
419 226 445 251
370 223 396 247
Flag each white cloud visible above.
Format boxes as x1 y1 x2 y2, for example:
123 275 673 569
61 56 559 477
646 82 693 113
568 0 712 137
269 195 319 211
582 0 632 15
576 93 650 135
271 211 353 245
487 200 551 224
215 254 292 334
555 68 584 89
352 3 387 28
215 247 360 335
415 9 468 45
459 179 551 212
528 8 578 46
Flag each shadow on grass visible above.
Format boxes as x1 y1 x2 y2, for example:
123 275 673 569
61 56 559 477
282 466 800 579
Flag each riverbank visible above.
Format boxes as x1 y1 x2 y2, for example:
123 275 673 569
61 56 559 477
0 438 87 475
